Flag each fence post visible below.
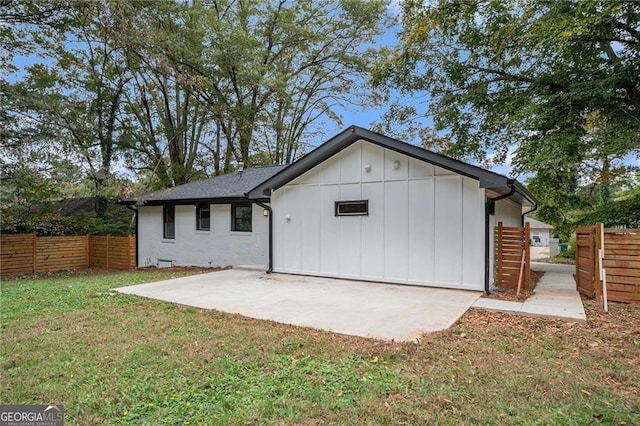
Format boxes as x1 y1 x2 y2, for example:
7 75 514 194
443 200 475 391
86 235 90 268
524 221 530 290
496 222 503 288
32 232 37 274
594 223 603 303
575 228 580 293
106 234 110 269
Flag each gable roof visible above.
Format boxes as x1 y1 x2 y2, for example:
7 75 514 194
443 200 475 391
247 126 536 206
121 165 287 205
525 218 553 229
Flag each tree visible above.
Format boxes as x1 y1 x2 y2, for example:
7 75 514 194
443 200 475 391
116 1 218 187
123 59 216 188
132 0 389 169
0 0 71 72
374 0 639 231
8 2 132 217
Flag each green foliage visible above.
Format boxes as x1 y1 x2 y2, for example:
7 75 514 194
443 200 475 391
5 0 390 204
1 203 134 236
4 2 133 217
575 188 640 228
0 1 71 72
0 163 62 216
375 0 640 233
559 235 577 260
126 0 389 168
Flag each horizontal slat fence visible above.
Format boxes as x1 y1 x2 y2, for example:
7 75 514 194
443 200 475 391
35 236 88 273
575 226 597 298
603 228 640 304
495 222 531 291
0 234 35 275
89 235 135 269
1 234 135 276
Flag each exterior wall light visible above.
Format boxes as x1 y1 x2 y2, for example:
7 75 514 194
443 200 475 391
364 163 372 172
393 160 400 169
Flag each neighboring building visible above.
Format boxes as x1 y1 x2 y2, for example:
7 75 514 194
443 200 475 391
525 217 554 246
122 126 537 293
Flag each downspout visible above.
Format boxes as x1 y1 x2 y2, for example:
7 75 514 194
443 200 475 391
518 184 539 226
521 204 538 227
125 204 139 268
484 181 516 295
254 200 273 273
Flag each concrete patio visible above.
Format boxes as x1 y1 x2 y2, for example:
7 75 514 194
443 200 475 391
117 261 585 342
116 269 482 341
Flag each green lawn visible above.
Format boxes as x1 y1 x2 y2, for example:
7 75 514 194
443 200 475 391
1 269 639 424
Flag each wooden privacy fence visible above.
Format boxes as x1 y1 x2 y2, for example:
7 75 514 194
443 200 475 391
575 224 640 305
495 222 531 291
575 226 597 298
0 234 135 276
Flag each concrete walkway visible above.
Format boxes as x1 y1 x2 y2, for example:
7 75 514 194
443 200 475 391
531 246 550 260
116 269 482 342
472 262 586 321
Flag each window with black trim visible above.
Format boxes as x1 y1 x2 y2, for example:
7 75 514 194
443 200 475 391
335 200 369 216
163 205 175 239
231 203 252 232
196 204 210 231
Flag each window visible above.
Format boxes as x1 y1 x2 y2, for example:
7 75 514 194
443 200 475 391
335 200 368 216
196 204 210 231
163 205 175 239
231 203 252 232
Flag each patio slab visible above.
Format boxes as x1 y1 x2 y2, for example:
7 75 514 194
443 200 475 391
116 269 482 341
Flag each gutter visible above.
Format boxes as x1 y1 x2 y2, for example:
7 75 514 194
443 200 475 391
484 181 516 295
125 204 139 268
253 200 273 273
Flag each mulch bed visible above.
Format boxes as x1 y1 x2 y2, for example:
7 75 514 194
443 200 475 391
482 270 545 302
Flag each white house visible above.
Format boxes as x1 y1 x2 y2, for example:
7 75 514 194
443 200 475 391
123 126 537 293
123 165 286 269
525 217 554 246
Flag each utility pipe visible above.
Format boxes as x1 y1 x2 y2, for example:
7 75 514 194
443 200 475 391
254 200 273 273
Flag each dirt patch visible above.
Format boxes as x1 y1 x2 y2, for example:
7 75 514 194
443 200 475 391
483 270 544 302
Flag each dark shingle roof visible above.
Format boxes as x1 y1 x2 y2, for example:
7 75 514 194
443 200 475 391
122 165 288 205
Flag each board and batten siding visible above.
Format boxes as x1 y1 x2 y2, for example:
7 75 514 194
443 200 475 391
271 140 486 290
137 204 269 268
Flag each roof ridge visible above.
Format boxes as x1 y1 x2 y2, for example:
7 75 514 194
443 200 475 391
245 164 288 169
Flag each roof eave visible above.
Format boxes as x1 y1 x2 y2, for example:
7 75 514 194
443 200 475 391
248 125 518 199
117 195 272 207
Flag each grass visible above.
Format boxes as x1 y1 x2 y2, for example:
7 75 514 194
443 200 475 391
534 254 576 265
1 269 639 424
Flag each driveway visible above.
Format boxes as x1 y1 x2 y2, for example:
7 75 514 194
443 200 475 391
116 269 482 341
